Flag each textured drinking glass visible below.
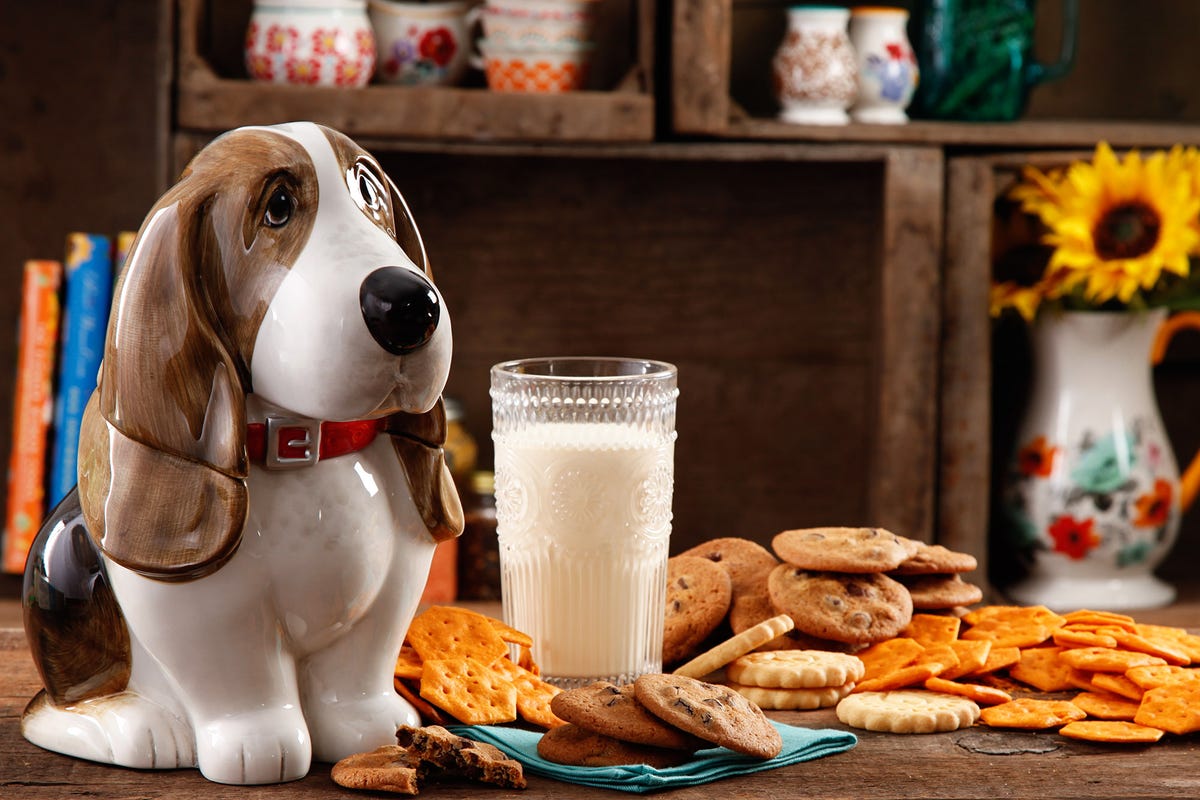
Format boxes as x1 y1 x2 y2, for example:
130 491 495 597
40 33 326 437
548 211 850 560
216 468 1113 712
490 357 678 688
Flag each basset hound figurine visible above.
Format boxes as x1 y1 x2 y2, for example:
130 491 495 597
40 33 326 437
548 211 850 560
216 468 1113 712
21 121 462 784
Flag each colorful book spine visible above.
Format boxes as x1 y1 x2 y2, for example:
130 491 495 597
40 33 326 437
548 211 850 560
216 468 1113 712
3 261 63 574
113 230 137 287
46 233 113 509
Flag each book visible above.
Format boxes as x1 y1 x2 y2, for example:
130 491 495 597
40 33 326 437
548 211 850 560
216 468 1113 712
113 230 136 287
3 260 64 574
46 233 113 509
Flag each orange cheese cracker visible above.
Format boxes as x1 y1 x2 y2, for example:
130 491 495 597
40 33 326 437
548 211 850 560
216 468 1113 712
406 606 509 665
1090 672 1144 701
854 663 944 693
490 656 565 729
935 640 991 680
902 614 961 645
395 645 424 681
1059 720 1164 744
1133 680 1200 735
1058 647 1167 673
1124 664 1200 691
923 676 1011 706
972 645 1020 675
1069 691 1140 721
1110 630 1190 666
857 638 925 682
419 658 518 726
1052 628 1119 649
961 606 1064 649
979 698 1085 729
1009 647 1076 692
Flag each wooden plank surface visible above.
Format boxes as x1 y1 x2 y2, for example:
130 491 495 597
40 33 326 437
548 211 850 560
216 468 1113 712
3 591 1199 799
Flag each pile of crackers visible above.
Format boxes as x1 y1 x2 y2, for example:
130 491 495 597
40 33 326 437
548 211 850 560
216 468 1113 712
664 529 983 665
392 606 565 729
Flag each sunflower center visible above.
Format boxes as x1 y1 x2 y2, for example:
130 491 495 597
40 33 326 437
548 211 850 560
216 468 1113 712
1093 202 1161 260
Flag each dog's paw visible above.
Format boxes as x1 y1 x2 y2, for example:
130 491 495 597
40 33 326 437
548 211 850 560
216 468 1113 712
308 692 419 763
22 690 196 770
195 707 311 784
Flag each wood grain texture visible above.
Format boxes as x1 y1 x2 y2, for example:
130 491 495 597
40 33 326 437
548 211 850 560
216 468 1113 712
3 589 1200 799
940 157 997 586
671 0 732 134
175 0 654 143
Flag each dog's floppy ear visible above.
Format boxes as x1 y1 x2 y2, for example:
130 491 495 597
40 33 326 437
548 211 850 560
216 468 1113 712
78 195 249 581
386 398 463 544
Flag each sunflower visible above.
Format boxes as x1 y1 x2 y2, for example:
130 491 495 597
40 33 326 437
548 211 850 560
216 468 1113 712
1015 143 1200 306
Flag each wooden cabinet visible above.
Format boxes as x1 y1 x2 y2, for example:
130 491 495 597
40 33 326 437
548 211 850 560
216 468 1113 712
7 0 1200 598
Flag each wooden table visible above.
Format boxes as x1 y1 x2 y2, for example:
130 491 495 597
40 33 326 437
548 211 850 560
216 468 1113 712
3 596 1199 800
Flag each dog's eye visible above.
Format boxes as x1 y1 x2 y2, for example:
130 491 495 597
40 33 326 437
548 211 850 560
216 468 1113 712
264 188 292 228
358 173 380 207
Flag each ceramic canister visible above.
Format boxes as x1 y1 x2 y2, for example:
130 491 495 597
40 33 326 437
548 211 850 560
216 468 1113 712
849 6 918 123
368 0 470 86
245 0 376 87
771 6 858 125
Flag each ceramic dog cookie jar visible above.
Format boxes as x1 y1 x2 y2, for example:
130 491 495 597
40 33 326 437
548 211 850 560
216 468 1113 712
20 122 463 785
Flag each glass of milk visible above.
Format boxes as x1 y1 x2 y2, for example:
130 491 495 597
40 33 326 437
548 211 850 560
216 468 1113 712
490 357 678 688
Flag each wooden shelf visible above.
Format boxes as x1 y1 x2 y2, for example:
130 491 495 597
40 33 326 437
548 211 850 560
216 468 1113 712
673 0 1200 150
174 0 655 144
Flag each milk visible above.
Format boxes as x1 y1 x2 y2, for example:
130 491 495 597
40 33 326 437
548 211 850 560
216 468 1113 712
494 421 674 686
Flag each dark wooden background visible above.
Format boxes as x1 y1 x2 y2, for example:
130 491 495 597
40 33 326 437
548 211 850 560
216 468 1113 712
3 0 1200 600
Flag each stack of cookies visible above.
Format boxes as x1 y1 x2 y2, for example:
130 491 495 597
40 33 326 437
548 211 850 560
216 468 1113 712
538 674 783 767
663 529 984 665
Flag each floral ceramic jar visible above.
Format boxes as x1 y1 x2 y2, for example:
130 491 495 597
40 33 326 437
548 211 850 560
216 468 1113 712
245 0 376 87
848 6 918 123
771 6 858 125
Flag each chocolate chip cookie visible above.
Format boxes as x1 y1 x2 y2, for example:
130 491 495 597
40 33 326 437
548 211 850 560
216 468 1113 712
537 723 692 768
550 681 705 750
767 565 912 645
663 556 733 665
772 527 917 573
633 673 782 759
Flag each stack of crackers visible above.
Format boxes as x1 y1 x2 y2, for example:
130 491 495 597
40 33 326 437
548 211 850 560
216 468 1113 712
393 606 565 729
664 529 984 665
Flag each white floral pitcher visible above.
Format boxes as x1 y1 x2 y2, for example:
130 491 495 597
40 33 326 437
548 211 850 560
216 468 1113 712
1000 308 1200 611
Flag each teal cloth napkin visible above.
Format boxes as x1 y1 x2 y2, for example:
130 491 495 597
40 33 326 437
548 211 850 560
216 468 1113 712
446 720 857 793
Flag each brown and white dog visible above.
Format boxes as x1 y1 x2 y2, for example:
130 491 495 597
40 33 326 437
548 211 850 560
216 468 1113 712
21 122 461 784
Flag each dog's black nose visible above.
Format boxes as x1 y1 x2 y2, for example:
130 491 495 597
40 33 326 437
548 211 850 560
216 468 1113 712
360 267 440 355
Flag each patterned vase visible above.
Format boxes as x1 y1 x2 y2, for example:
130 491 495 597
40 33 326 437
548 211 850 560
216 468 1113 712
771 6 858 125
245 0 376 87
1000 309 1199 611
848 6 918 124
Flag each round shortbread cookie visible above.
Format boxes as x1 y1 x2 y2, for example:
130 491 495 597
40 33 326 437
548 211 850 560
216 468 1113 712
537 724 692 768
899 574 984 610
892 543 978 575
726 650 865 689
768 566 912 645
836 690 980 734
672 614 795 679
772 527 915 573
634 673 783 759
549 681 704 751
677 537 779 595
728 681 854 710
663 556 733 665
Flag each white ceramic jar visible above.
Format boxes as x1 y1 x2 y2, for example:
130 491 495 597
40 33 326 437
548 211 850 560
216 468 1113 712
848 6 918 123
771 6 858 125
245 0 376 87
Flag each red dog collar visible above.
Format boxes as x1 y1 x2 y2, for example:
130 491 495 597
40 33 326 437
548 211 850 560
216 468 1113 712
247 416 386 469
